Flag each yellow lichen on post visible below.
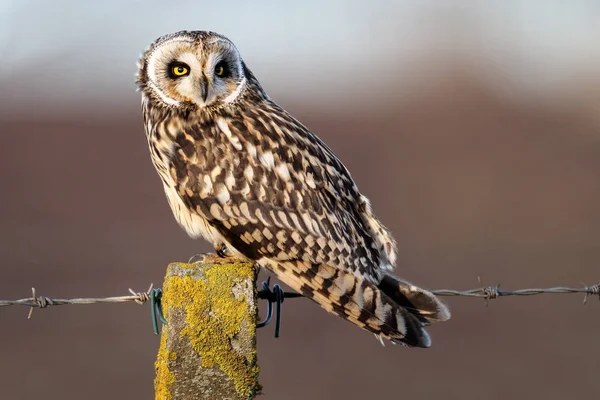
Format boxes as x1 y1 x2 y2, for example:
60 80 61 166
154 257 260 400
155 332 176 400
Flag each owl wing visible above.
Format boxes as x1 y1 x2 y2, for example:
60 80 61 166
169 102 383 281
166 103 440 347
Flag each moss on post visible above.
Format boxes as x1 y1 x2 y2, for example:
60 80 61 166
154 256 260 400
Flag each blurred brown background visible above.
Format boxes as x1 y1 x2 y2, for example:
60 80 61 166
1 2 599 399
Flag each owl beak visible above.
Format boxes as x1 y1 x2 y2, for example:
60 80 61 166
199 78 209 103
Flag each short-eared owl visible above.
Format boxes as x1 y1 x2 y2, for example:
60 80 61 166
137 31 450 347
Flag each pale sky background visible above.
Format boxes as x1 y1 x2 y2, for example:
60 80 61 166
1 4 600 399
1 1 600 117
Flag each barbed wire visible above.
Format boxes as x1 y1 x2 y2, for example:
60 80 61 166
0 285 157 319
1 280 598 319
432 281 600 306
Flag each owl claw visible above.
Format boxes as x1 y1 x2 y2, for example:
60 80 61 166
188 252 240 264
215 242 230 258
216 247 228 258
188 253 205 263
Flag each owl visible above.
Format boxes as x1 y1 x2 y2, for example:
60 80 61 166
137 31 450 347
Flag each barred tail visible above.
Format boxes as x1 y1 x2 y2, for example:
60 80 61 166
258 258 437 348
378 274 451 325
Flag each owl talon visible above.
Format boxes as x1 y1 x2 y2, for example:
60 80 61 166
188 253 205 263
215 243 230 258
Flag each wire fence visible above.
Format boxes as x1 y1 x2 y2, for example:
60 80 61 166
0 285 157 319
1 280 598 319
432 283 600 305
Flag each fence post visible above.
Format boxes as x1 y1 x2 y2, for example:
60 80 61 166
154 256 260 400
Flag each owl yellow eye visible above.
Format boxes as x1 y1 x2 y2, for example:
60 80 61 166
172 65 189 76
214 61 230 78
168 62 190 78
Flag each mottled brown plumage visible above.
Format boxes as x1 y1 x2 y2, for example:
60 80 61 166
137 30 450 347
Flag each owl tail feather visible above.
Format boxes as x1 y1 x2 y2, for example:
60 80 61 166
259 258 438 348
378 274 451 325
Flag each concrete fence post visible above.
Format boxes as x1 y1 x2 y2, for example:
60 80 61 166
154 256 260 400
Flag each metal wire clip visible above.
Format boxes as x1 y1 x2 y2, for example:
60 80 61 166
257 277 302 338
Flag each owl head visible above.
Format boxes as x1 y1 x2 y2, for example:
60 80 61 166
137 31 251 110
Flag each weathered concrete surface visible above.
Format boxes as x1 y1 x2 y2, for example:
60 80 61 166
155 256 259 400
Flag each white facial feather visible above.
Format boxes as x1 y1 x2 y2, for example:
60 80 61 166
223 46 246 104
145 34 246 108
147 38 196 106
173 52 203 104
223 76 246 104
